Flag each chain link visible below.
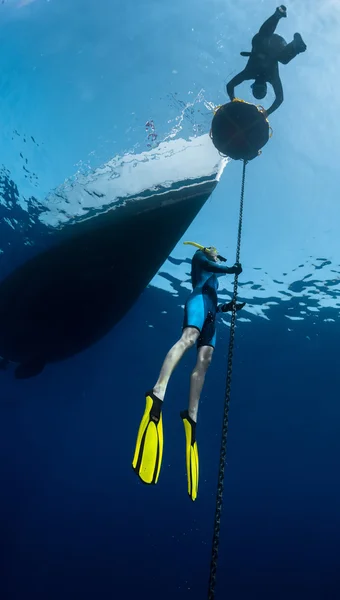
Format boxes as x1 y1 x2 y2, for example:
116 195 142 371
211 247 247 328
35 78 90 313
207 159 247 600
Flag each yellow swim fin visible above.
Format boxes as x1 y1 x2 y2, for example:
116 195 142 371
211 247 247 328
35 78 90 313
132 391 163 485
180 410 199 501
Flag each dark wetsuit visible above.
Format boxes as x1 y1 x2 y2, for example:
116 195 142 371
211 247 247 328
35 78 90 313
227 11 302 116
183 250 235 349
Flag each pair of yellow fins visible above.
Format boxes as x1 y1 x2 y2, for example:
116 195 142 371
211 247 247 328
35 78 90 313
132 391 199 501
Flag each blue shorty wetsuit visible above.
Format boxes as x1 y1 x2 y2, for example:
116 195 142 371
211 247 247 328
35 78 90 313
183 250 235 349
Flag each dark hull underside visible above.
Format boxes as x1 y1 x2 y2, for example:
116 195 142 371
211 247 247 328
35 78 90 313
0 177 218 377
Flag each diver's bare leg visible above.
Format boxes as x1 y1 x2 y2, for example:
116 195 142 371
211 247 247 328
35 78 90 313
188 345 214 423
153 327 199 401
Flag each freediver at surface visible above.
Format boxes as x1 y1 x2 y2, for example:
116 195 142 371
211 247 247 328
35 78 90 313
132 242 245 501
226 5 307 116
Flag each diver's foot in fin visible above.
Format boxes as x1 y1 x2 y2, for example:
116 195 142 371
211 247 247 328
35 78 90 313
180 410 199 502
132 391 163 485
276 5 287 18
15 358 46 379
294 33 307 53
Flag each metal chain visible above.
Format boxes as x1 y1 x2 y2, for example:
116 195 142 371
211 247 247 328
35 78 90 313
207 159 248 600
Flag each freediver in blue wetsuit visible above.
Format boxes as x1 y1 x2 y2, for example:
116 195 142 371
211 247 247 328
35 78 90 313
132 242 244 500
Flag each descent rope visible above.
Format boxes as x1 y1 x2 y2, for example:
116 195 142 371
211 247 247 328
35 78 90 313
208 159 248 600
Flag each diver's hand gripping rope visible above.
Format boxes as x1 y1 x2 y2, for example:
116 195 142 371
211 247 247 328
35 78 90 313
207 159 247 600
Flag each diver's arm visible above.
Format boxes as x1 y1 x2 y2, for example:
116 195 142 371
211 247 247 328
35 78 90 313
198 253 242 275
226 71 250 101
266 75 283 116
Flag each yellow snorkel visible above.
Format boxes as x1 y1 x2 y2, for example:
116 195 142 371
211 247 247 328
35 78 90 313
183 241 227 262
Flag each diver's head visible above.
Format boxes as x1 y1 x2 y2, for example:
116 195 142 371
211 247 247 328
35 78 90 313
251 79 267 100
204 246 218 262
183 241 226 262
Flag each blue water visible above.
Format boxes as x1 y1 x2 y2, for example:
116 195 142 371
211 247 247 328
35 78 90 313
1 1 340 599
